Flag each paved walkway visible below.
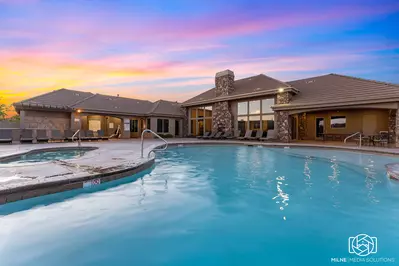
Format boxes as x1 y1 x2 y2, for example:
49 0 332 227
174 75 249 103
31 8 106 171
1 138 398 192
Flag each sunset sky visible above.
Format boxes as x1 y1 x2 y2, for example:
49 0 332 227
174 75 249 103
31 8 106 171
1 0 399 111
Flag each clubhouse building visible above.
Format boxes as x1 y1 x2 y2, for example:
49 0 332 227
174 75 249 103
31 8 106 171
13 70 399 143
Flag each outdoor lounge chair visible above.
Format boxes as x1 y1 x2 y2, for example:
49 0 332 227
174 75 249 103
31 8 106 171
203 132 217 139
20 129 34 143
50 130 64 142
237 130 252 140
64 129 74 141
218 131 232 139
226 130 240 139
109 125 121 139
36 129 49 142
260 129 277 141
0 129 13 144
247 130 263 141
97 130 109 140
210 131 223 139
197 132 210 139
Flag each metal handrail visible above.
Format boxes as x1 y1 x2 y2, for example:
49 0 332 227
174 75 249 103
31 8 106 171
141 129 168 158
344 131 362 147
72 129 81 147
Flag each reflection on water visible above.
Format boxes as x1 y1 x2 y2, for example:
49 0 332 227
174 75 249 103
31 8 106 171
272 175 289 220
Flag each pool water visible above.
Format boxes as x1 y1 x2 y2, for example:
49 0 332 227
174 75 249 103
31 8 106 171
0 149 92 164
1 146 399 266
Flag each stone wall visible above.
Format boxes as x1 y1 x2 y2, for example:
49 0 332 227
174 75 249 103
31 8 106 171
212 101 233 132
215 70 234 97
181 107 189 137
276 91 292 142
388 109 396 143
22 110 71 131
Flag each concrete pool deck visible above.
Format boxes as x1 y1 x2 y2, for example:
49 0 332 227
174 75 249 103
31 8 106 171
1 138 399 204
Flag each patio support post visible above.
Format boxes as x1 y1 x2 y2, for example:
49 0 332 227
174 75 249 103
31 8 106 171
276 91 293 143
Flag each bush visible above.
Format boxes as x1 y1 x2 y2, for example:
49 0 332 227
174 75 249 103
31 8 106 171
158 133 174 138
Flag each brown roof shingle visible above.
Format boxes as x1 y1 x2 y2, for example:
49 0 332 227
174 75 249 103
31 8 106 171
182 74 293 106
277 74 399 110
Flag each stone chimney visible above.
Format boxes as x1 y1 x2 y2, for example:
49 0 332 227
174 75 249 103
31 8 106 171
215 69 234 97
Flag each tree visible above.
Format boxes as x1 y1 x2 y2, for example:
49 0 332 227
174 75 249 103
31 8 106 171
0 98 19 121
0 98 8 120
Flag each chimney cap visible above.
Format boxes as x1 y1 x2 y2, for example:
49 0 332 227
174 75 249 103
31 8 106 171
216 69 234 78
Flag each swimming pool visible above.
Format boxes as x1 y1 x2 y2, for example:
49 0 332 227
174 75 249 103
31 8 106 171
0 147 97 164
0 145 398 265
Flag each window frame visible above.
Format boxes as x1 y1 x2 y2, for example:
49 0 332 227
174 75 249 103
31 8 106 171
330 115 346 129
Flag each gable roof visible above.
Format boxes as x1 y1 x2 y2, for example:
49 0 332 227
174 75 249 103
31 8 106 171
273 73 399 110
182 74 296 106
14 89 184 117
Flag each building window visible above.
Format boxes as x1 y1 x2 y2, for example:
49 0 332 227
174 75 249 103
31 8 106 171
330 116 346 128
189 106 212 136
130 120 138 132
157 119 169 133
237 98 275 133
146 118 151 130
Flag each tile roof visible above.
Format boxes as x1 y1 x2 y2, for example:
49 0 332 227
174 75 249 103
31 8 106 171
278 73 399 110
182 74 293 106
14 89 185 117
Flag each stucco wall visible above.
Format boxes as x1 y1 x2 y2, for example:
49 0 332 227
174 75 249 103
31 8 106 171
303 109 389 140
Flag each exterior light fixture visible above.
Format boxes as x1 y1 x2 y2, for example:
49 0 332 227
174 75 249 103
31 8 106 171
278 88 284 93
77 109 82 113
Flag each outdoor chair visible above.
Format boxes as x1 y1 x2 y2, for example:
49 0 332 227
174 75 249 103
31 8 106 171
36 129 49 142
20 129 34 143
0 129 13 144
373 133 388 147
50 130 64 142
197 132 210 139
248 130 263 141
260 129 277 141
226 130 241 139
237 130 252 140
218 131 232 139
210 132 223 139
203 132 217 139
97 130 109 140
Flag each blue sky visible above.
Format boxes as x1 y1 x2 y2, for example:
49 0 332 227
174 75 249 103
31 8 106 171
0 0 398 107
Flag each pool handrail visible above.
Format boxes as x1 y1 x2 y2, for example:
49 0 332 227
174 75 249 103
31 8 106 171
72 129 82 147
141 129 168 158
344 131 362 147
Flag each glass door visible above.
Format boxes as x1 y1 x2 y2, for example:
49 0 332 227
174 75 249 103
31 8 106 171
316 118 324 138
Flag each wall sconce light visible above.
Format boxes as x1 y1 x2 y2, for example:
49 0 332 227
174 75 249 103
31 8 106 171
77 109 82 113
278 88 284 93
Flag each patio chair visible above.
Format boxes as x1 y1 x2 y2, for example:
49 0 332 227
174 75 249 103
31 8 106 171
109 125 121 139
260 129 277 141
50 130 64 142
97 130 109 140
0 129 13 144
36 129 49 142
20 129 34 143
197 132 210 139
373 132 388 147
203 132 217 139
210 131 223 139
226 130 241 139
237 130 252 140
248 130 263 141
85 130 98 141
218 131 232 139
64 129 74 141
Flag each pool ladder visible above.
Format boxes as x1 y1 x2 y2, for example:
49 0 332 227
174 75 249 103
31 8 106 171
344 132 362 147
141 129 168 158
72 129 82 147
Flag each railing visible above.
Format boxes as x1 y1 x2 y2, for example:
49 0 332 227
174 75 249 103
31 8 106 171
344 132 362 147
141 129 168 158
72 129 81 147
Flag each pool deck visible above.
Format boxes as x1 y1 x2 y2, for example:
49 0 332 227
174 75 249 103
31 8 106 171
1 138 399 204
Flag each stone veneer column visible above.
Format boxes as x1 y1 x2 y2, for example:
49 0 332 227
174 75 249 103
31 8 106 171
276 91 293 143
181 107 189 137
388 109 396 144
212 70 235 132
